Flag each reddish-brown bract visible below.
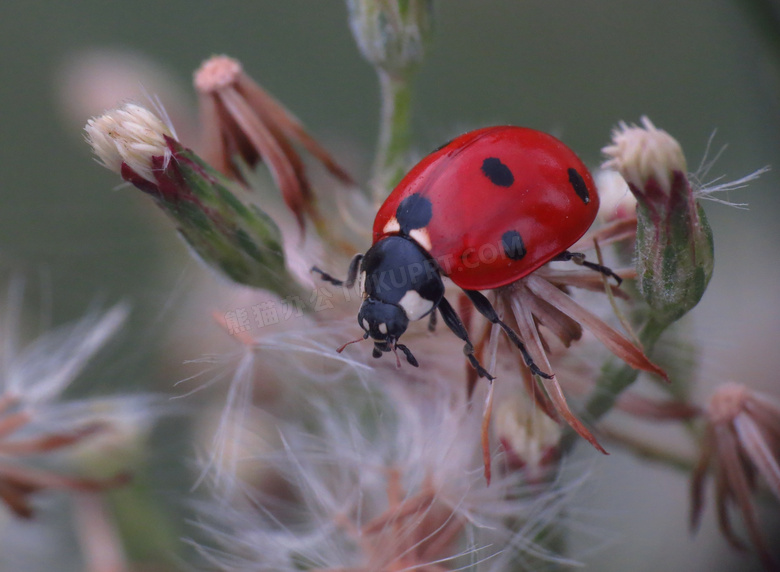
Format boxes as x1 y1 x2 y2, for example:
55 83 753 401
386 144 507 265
373 126 600 290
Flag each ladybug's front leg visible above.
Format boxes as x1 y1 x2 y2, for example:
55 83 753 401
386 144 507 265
436 297 494 381
311 253 363 288
463 289 553 380
554 251 622 286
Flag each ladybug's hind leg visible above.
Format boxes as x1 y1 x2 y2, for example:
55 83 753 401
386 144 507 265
555 250 622 286
436 297 494 381
463 289 553 380
311 254 363 288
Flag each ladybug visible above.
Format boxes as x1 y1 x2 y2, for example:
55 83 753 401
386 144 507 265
313 126 619 378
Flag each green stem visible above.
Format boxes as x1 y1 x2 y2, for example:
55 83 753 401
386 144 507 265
587 317 668 419
561 317 669 452
599 426 697 473
371 69 414 204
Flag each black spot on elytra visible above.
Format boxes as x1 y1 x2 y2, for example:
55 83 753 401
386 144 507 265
481 157 514 187
501 230 526 261
568 168 590 204
396 193 433 234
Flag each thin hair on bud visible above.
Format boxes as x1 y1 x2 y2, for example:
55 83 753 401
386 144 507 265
688 130 768 209
141 86 179 140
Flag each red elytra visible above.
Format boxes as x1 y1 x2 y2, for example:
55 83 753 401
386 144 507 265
372 126 600 290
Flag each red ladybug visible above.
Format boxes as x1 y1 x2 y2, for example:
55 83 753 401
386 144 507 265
314 126 619 378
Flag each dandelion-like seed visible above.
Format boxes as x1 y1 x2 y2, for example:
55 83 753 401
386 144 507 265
690 382 780 569
0 303 135 516
193 376 586 572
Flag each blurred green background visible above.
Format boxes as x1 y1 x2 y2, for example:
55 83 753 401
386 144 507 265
0 1 778 571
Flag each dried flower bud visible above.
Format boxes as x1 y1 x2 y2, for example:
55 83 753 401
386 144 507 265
85 103 299 296
346 0 433 76
495 395 561 480
602 117 713 325
691 383 780 569
194 55 353 232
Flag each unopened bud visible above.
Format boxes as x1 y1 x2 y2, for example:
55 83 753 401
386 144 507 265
86 103 298 296
347 0 433 76
602 117 714 325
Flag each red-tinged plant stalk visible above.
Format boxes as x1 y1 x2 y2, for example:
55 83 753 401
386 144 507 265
85 103 301 297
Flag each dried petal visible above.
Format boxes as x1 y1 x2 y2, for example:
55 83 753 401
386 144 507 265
615 393 700 421
715 424 770 560
194 55 353 232
690 424 715 531
509 291 607 454
525 275 667 381
734 413 780 501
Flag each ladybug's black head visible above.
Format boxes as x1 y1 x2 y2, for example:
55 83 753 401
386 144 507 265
357 298 408 344
356 300 419 367
356 235 444 367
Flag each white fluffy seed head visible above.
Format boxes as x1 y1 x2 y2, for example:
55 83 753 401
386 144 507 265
84 103 173 183
601 116 687 194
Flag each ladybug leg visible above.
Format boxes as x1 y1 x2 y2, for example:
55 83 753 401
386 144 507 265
427 309 437 333
311 254 363 288
395 343 419 367
436 297 495 381
463 290 553 380
555 251 622 286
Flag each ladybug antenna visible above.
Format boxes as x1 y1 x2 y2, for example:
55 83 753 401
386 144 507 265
337 332 369 353
390 343 403 368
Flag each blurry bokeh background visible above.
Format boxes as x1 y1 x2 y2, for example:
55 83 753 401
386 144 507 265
0 1 778 570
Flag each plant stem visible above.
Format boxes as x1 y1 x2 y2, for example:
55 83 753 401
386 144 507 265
371 69 413 204
598 425 697 473
561 317 669 452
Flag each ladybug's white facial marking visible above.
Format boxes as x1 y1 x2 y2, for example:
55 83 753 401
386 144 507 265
409 228 432 252
378 323 388 334
398 290 434 322
568 168 590 204
383 217 401 234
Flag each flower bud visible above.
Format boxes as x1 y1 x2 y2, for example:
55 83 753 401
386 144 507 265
602 117 714 325
85 103 299 296
346 0 433 76
495 395 561 480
